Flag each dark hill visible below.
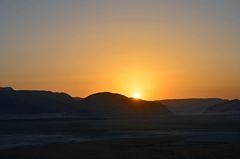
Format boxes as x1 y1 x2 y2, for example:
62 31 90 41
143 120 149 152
81 92 171 116
0 87 79 114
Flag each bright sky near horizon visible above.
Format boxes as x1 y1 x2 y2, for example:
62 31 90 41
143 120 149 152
0 0 240 100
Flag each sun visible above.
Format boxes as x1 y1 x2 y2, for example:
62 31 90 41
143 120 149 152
132 92 141 99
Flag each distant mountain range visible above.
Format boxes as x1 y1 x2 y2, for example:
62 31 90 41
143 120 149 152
205 99 240 114
0 87 170 117
159 98 227 114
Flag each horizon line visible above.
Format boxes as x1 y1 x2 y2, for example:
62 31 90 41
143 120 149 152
0 86 238 101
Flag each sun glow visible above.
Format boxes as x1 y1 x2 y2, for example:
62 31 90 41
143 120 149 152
132 92 141 99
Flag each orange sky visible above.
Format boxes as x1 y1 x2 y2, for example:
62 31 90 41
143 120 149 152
0 1 240 100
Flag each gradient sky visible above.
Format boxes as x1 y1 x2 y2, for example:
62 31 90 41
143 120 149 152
0 0 240 100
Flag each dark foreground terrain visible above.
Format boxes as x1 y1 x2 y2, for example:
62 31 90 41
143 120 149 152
0 114 240 159
2 139 240 159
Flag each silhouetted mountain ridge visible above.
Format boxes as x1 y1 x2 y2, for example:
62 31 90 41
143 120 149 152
0 88 171 116
2 87 238 116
